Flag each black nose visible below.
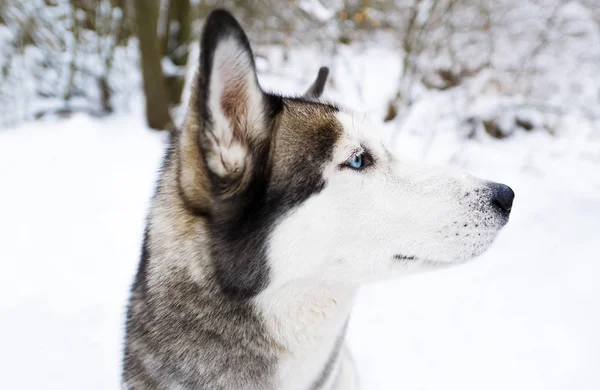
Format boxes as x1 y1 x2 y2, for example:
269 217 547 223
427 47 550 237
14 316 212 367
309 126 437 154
489 183 515 214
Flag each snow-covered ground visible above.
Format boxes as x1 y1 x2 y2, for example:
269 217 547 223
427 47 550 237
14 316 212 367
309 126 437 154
1 52 600 390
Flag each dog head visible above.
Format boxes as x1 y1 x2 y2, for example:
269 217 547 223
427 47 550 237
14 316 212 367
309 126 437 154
176 10 514 298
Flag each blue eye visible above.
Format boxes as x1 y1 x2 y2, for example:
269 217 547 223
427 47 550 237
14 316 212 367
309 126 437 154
348 154 363 169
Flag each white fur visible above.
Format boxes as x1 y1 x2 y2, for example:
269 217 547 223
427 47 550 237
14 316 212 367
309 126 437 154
256 111 507 389
267 112 502 285
255 282 354 390
205 37 265 177
333 347 360 389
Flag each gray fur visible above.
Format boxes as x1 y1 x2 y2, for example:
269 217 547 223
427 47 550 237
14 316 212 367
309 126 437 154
123 9 345 390
122 9 513 390
123 146 278 389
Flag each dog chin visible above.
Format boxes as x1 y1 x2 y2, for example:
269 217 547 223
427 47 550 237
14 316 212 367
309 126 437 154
419 253 481 268
395 239 499 269
405 254 482 271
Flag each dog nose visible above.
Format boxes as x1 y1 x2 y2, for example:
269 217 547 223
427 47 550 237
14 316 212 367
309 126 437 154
489 183 515 213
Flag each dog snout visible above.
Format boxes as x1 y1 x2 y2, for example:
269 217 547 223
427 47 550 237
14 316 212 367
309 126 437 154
488 182 515 215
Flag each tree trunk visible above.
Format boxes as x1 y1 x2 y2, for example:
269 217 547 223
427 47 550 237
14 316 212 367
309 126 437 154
111 0 135 46
135 0 173 130
164 0 191 105
64 1 79 105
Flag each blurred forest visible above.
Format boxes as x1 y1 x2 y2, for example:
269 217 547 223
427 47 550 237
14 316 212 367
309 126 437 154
1 6 600 388
1 0 600 134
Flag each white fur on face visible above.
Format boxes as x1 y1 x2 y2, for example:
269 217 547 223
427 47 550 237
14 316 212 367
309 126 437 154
205 37 265 177
257 110 510 389
267 111 507 286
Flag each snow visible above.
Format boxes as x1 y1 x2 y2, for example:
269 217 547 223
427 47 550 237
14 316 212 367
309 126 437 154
1 49 600 390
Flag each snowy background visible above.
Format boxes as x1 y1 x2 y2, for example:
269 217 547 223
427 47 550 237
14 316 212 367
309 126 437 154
1 1 600 389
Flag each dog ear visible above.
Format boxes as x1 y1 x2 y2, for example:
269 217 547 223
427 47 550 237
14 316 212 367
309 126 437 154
196 10 277 195
303 66 329 98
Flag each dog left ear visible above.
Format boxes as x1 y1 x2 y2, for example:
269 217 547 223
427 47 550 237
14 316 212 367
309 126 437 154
303 67 329 98
196 10 276 193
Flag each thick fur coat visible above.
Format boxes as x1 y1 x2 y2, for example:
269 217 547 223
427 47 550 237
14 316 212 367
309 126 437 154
122 9 514 390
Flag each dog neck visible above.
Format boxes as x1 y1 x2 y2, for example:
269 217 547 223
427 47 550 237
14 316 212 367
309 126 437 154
253 279 356 388
255 279 356 347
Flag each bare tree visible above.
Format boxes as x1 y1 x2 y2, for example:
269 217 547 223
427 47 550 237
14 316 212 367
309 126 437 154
163 0 191 105
135 0 173 130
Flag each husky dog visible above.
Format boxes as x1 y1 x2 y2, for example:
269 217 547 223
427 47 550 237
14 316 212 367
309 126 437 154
122 9 514 390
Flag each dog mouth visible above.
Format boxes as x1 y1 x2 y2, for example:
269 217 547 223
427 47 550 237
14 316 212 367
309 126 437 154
392 254 461 268
393 254 417 261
